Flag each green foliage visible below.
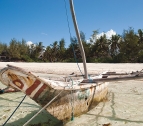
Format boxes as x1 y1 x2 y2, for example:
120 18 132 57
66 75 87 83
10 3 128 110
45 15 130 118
0 28 143 63
8 38 21 59
119 28 139 62
138 50 143 62
93 34 109 58
109 34 120 58
0 42 8 54
21 55 34 62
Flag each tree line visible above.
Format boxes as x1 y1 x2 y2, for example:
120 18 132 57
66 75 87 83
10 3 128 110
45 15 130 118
0 27 143 63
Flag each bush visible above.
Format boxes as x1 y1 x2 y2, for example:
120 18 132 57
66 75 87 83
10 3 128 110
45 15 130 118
21 55 34 62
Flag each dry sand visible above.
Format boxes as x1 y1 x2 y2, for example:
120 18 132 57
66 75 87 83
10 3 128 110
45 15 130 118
0 62 143 126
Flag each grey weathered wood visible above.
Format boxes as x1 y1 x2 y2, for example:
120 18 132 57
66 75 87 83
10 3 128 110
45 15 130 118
81 74 143 84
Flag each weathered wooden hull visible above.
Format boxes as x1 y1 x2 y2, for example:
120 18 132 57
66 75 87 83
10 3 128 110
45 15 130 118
0 65 108 122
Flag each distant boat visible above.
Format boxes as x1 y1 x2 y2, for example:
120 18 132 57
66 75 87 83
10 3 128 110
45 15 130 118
0 0 143 124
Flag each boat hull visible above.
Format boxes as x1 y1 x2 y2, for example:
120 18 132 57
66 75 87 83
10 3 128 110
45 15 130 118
0 65 108 122
47 87 108 121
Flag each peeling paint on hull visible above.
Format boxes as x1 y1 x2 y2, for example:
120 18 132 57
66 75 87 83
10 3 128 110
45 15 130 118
0 65 108 122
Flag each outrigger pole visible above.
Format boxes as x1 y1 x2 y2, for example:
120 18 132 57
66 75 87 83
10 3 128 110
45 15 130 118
69 0 88 79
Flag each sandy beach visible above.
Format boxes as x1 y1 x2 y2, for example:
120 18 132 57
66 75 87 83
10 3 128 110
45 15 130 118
0 62 143 126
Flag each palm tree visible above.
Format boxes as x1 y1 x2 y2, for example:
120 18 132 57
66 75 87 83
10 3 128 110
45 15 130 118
137 29 143 62
95 34 109 58
90 30 99 44
119 28 139 62
36 42 45 59
29 43 36 60
66 37 79 61
50 41 59 62
80 31 91 61
19 39 29 60
109 34 121 58
43 46 52 62
59 38 66 61
138 29 143 44
66 31 90 62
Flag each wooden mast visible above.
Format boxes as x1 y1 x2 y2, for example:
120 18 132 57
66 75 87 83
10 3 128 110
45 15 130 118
69 0 88 79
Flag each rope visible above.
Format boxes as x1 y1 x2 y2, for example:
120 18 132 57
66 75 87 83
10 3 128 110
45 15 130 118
65 76 75 121
23 90 63 126
69 77 74 121
3 95 26 126
24 76 76 125
64 0 84 76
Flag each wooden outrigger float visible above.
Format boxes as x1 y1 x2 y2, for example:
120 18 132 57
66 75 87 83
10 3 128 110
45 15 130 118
0 0 143 125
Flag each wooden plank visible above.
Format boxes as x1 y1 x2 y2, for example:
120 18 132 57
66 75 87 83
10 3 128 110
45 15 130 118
81 74 143 83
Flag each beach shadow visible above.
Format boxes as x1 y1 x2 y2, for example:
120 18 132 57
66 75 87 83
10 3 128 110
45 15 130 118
0 96 39 108
0 93 63 126
86 113 143 124
5 110 63 126
86 92 143 125
84 91 110 126
95 92 108 126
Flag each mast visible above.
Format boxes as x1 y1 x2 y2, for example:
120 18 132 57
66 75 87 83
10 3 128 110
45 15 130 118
69 0 88 79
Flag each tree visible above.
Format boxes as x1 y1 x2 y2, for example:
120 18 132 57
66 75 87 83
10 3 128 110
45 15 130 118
138 29 143 44
94 34 109 58
137 29 143 62
119 28 139 62
43 46 52 62
29 43 36 60
36 42 45 59
0 42 8 54
58 38 66 61
90 30 99 44
19 39 31 61
80 31 91 62
89 31 111 62
66 37 80 62
49 41 59 62
109 34 121 58
28 42 44 61
66 31 91 62
8 38 21 60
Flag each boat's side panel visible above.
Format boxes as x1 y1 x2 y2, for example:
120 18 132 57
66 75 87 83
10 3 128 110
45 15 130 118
0 68 53 101
46 84 108 121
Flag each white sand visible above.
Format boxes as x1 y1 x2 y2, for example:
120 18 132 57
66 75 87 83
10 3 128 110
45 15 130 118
0 62 142 75
0 62 143 126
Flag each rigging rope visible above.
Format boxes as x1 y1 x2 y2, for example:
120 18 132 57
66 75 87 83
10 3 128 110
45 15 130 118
65 76 75 121
64 0 84 76
69 77 74 121
3 95 26 126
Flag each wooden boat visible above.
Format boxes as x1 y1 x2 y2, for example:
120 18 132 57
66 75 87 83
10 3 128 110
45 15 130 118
0 65 143 123
0 64 108 122
0 0 109 122
0 0 143 124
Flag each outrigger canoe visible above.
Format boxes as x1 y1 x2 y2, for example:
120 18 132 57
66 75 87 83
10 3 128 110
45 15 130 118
0 64 108 122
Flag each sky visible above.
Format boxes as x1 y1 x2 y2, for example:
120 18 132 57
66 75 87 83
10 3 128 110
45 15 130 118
0 0 143 47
